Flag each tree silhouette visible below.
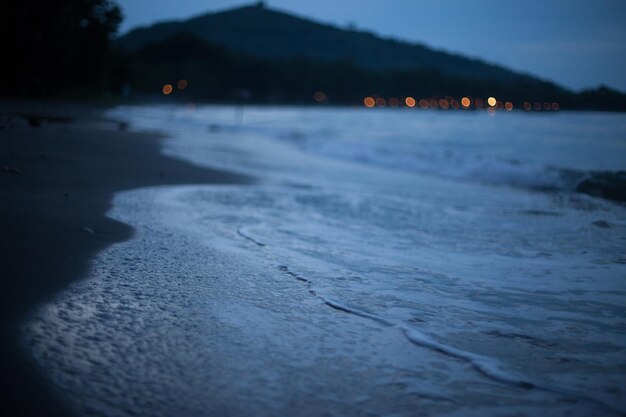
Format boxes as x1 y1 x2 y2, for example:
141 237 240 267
1 0 122 96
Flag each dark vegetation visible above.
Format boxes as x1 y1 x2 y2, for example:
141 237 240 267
1 0 122 97
121 32 577 106
3 1 626 110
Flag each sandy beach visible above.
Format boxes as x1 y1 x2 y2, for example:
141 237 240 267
0 100 249 416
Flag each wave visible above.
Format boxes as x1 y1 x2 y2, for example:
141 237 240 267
319 295 623 415
571 170 626 203
110 105 626 203
287 134 626 203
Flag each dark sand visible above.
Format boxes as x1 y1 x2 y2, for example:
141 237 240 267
0 100 250 416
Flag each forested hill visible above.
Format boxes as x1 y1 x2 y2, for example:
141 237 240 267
114 2 626 110
117 2 544 84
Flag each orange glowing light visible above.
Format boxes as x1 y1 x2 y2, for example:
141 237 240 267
405 96 416 107
439 99 449 109
461 97 471 108
162 84 173 95
376 97 386 107
389 97 400 107
177 79 188 90
363 97 375 108
419 99 429 109
505 102 513 111
313 91 326 102
523 102 532 111
487 97 497 107
552 102 559 111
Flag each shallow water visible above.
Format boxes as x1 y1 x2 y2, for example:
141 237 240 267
23 106 626 416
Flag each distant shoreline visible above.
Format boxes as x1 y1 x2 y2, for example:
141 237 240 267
89 96 626 113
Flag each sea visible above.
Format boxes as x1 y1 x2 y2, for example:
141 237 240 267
22 105 626 416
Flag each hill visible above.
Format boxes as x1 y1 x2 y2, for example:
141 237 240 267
117 3 547 85
120 32 571 105
115 2 626 110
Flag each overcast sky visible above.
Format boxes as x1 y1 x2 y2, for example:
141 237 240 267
116 0 626 92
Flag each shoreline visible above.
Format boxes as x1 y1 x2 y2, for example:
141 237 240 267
0 100 251 416
3 101 624 416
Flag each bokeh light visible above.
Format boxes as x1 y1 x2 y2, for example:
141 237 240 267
505 102 513 111
487 97 496 107
177 79 188 90
376 97 386 107
405 96 416 107
162 84 173 95
363 97 375 108
461 97 471 108
313 91 326 102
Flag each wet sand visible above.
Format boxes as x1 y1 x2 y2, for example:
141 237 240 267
0 100 250 416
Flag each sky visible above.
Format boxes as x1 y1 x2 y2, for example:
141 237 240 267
116 0 626 92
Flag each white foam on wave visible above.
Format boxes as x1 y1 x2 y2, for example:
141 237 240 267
317 295 624 415
100 105 626 415
107 104 626 196
308 139 568 191
320 296 532 388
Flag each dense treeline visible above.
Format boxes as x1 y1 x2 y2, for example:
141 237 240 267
1 0 122 96
120 33 623 110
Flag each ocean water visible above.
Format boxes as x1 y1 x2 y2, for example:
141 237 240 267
23 105 626 416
